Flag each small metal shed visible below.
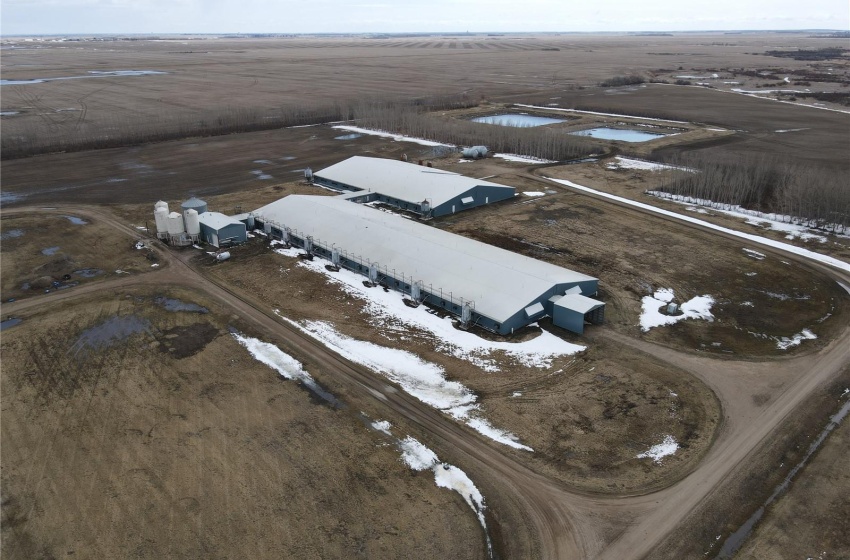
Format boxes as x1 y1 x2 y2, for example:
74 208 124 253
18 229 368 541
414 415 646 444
552 293 605 334
198 211 247 248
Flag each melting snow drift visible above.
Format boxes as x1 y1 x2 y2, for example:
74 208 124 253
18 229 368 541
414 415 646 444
278 316 533 451
636 435 679 463
639 288 714 332
398 436 490 555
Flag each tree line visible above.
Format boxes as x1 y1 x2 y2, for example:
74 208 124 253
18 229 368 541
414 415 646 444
654 153 849 233
0 94 477 160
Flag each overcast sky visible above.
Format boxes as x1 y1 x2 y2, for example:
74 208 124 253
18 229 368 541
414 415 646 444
2 0 848 36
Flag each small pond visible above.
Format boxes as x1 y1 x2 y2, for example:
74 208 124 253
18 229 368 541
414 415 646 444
471 114 566 127
1 318 23 331
63 215 89 225
334 133 362 140
569 127 666 142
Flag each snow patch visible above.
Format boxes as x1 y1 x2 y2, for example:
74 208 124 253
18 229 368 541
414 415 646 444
605 156 694 172
743 248 766 260
494 153 555 164
522 191 546 197
399 436 439 471
371 420 392 435
776 328 817 350
278 317 532 451
397 436 490 555
232 332 331 399
639 288 714 332
331 125 454 147
636 435 679 463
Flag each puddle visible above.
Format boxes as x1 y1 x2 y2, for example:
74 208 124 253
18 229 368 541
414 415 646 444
56 281 80 290
41 246 60 256
1 318 23 331
303 378 344 408
73 268 104 278
250 170 273 180
62 215 88 225
154 296 209 314
715 397 850 559
334 133 362 140
253 159 274 164
280 156 297 160
1 70 167 86
0 192 25 204
1 229 24 240
0 111 19 116
569 127 666 142
72 315 151 353
472 114 565 127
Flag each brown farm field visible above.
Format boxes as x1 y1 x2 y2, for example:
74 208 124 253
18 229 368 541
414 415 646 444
2 31 850 560
1 286 486 560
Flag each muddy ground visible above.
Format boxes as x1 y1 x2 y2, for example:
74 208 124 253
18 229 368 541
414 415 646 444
0 286 486 560
737 390 850 560
0 211 158 302
649 369 850 559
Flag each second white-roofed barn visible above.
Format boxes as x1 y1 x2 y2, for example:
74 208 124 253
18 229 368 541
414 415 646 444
311 156 515 217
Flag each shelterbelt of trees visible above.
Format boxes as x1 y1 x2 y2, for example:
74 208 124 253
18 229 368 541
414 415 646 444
656 153 849 233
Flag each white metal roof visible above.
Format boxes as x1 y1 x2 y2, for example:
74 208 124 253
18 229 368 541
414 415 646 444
314 156 515 207
255 195 597 323
198 211 245 231
554 293 605 314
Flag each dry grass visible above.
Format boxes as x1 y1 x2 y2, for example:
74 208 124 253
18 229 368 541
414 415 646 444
0 213 156 302
0 287 485 560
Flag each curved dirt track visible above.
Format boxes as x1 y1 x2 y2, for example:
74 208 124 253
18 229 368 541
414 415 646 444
3 203 848 559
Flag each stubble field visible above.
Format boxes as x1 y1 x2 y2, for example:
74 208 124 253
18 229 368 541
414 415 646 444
2 30 849 560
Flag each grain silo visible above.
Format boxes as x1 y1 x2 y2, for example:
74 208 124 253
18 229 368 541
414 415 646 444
184 209 201 242
154 205 170 239
181 197 208 219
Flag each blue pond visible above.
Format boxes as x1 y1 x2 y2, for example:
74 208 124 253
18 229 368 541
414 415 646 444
1 318 23 331
472 114 565 127
335 133 362 140
63 215 89 225
569 127 666 142
42 246 61 256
